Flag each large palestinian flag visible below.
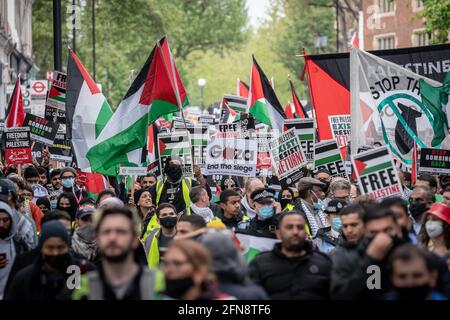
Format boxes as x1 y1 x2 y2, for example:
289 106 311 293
303 44 450 156
66 50 113 173
86 38 188 175
248 56 286 134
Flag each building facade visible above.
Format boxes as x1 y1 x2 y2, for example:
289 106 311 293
362 0 431 51
0 0 34 119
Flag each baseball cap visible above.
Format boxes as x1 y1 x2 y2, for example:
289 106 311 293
325 199 347 214
76 207 96 220
0 178 17 203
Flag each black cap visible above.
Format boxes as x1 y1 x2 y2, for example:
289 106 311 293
76 207 96 220
0 178 16 203
325 199 347 214
251 188 276 203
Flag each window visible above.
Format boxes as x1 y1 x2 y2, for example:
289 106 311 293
413 31 432 47
412 0 424 12
377 36 395 50
378 0 395 13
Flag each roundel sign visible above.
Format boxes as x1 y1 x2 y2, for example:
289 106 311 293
30 80 48 98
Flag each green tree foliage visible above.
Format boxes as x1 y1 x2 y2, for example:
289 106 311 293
32 0 248 108
423 0 450 44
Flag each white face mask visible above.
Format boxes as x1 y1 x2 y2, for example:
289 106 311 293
425 220 444 238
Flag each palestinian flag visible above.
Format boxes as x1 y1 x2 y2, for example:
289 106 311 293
248 56 286 133
353 147 392 177
314 140 342 167
76 169 108 200
220 94 247 123
235 232 279 263
303 44 450 156
86 38 188 175
237 78 249 98
5 75 25 128
289 78 308 118
285 102 294 119
66 50 113 173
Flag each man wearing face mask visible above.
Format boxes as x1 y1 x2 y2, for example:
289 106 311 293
59 167 88 204
143 203 179 268
5 220 92 300
71 208 98 262
409 186 434 235
294 177 329 238
237 188 282 238
150 158 198 215
72 207 163 300
314 199 346 253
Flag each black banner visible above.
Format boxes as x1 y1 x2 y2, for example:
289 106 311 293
45 105 66 124
419 148 450 175
49 132 72 162
24 113 59 146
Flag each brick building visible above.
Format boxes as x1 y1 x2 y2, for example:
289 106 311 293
362 0 432 50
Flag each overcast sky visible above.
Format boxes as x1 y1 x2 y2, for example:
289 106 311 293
247 0 271 27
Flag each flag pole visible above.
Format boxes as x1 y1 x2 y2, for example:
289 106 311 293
13 74 21 127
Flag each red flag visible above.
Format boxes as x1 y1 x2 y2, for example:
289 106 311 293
351 32 360 48
289 77 308 118
6 75 25 128
285 102 294 119
236 78 249 98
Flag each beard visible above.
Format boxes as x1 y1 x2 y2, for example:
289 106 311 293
0 227 10 239
99 242 133 263
283 237 305 252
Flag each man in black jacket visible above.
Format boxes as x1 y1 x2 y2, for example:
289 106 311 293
249 212 331 299
5 220 92 300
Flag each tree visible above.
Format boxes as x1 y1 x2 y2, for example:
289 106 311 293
32 0 248 108
423 0 450 44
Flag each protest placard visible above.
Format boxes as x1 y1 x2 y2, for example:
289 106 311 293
119 167 148 176
329 115 350 149
49 132 72 162
158 131 193 177
313 140 347 179
419 148 450 175
187 126 209 166
46 71 67 110
44 105 66 124
205 138 257 177
269 128 307 187
4 127 32 165
352 146 402 200
284 118 315 164
256 131 273 170
217 117 255 139
24 113 59 146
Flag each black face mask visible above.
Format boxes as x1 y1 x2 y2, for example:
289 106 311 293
159 216 178 229
319 180 330 193
166 164 183 183
43 253 70 270
409 202 428 219
164 277 194 299
280 198 292 210
394 284 431 300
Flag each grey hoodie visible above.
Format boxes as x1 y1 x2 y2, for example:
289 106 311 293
0 205 19 299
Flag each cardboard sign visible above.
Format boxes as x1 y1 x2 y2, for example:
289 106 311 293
269 128 307 187
183 126 209 166
158 131 193 177
352 146 402 199
46 71 67 110
419 148 450 175
4 127 32 165
23 113 59 146
329 115 350 149
217 117 255 139
313 140 347 179
119 167 148 176
49 132 72 162
205 138 257 177
284 118 315 164
199 115 218 125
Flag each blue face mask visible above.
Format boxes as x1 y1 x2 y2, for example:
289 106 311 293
61 178 75 188
50 199 58 209
331 217 342 232
259 205 274 220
